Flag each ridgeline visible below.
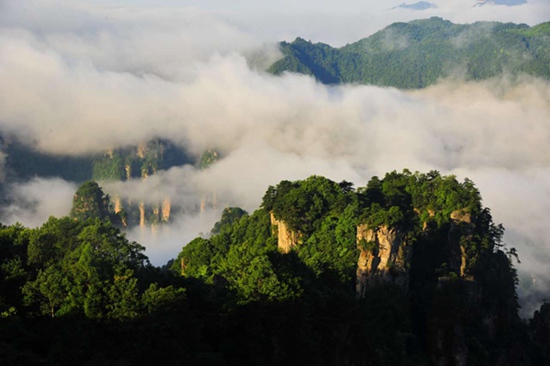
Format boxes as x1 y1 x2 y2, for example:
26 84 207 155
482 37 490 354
268 17 550 88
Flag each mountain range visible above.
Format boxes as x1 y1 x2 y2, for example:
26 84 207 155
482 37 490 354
268 17 550 88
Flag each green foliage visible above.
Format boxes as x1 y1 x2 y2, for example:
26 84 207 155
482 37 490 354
359 170 481 230
141 283 186 315
91 139 192 181
69 181 122 225
198 149 220 170
263 175 352 234
218 245 301 303
211 207 248 235
0 171 542 365
269 18 550 88
298 204 359 284
92 152 125 181
6 217 149 319
172 237 215 279
4 138 192 184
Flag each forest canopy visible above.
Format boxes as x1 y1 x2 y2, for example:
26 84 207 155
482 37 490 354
1 171 548 365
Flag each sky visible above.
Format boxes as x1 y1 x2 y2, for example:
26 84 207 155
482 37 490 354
0 0 549 316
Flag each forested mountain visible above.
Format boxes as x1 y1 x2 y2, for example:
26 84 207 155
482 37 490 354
2 138 192 183
0 138 220 229
2 171 548 365
268 17 550 88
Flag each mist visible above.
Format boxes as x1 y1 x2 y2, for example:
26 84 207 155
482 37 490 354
0 178 77 228
0 0 549 316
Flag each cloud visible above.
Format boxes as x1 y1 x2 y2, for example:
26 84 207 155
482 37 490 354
0 0 549 314
455 167 550 317
0 178 77 228
127 208 222 268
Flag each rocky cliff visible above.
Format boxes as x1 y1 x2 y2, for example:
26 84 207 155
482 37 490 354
356 225 410 297
354 209 482 364
355 210 475 297
270 213 301 253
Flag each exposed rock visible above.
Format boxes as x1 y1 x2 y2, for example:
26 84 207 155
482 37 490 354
162 198 171 222
450 210 471 224
356 225 410 297
113 196 122 214
139 202 145 228
125 164 131 180
449 210 474 277
270 212 300 253
136 142 147 159
356 210 474 298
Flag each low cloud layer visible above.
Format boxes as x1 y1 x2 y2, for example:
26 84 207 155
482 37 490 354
0 0 549 316
1 178 77 228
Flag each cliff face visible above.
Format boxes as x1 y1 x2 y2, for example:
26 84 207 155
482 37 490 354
354 210 480 364
449 210 473 277
356 210 475 297
270 213 301 253
356 225 410 297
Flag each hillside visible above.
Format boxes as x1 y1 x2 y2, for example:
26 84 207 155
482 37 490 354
2 171 549 364
172 171 548 365
268 17 550 88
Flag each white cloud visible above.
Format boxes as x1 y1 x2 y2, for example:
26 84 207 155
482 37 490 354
0 178 77 228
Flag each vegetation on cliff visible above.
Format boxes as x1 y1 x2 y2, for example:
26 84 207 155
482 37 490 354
0 171 548 365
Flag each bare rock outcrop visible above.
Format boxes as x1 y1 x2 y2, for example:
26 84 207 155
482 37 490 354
449 210 474 277
356 225 411 297
270 213 301 254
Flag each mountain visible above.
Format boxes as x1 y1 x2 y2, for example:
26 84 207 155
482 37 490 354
1 138 192 183
1 171 548 364
0 138 198 229
173 171 548 364
268 17 550 88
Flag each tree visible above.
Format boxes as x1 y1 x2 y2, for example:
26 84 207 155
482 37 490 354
70 181 121 225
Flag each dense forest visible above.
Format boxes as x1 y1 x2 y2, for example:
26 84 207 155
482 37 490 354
268 17 550 88
1 171 549 365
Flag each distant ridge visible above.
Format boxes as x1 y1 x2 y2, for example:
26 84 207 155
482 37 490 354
268 17 550 88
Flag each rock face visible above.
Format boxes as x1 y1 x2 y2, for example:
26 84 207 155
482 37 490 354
162 198 171 222
449 210 473 277
356 225 411 297
139 202 146 228
270 213 300 253
355 210 474 298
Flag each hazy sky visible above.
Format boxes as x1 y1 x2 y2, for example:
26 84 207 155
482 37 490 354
0 0 549 316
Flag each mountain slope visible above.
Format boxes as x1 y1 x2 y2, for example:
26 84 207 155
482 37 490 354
268 17 550 88
173 171 545 364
